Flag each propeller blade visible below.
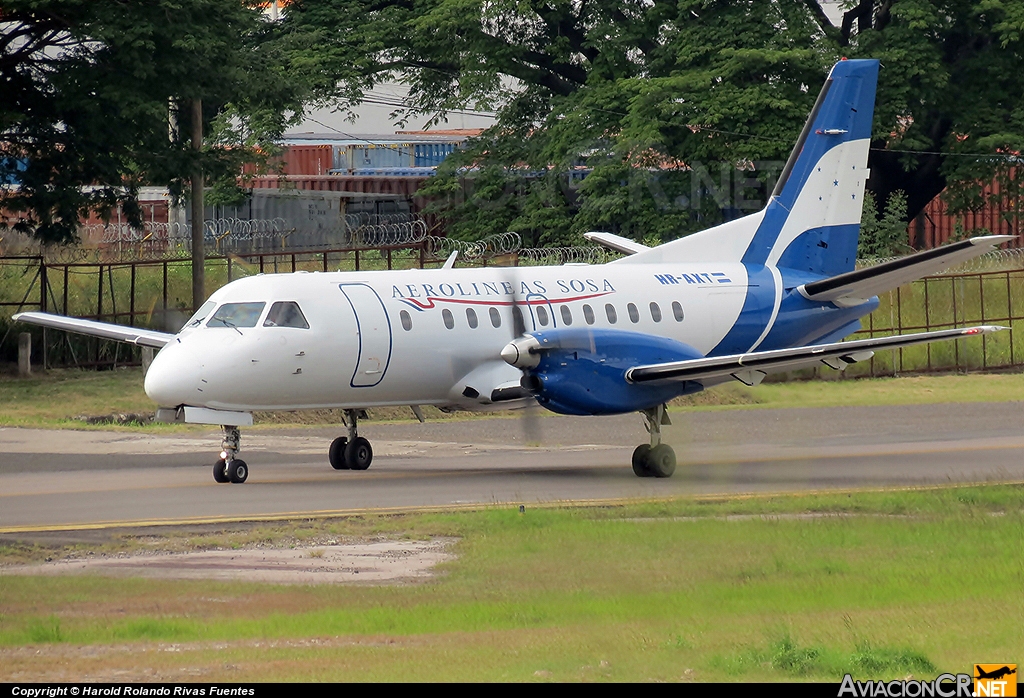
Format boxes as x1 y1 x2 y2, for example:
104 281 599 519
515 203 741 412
497 251 542 444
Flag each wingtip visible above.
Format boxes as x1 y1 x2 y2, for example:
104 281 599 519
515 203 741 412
965 325 1010 335
969 234 1016 246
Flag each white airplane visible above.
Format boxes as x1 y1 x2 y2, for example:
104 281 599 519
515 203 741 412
14 59 1011 483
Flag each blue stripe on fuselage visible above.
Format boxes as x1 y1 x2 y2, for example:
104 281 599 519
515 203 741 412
757 287 878 350
709 265 776 356
711 261 879 356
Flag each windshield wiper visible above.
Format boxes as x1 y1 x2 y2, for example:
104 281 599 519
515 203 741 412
218 317 243 336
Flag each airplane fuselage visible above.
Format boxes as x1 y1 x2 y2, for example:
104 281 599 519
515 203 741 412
143 261 876 414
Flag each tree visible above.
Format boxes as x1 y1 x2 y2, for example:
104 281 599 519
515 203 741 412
283 0 1024 246
0 0 304 244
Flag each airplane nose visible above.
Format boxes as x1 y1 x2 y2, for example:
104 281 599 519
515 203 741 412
144 342 199 406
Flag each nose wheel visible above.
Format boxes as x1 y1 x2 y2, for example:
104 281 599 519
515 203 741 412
632 404 676 478
328 410 374 471
213 425 248 484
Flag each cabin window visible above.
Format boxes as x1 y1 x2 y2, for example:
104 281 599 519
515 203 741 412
512 306 526 335
650 302 662 323
208 302 265 329
560 305 573 326
489 307 501 328
400 310 413 331
583 304 595 325
264 301 309 329
536 305 549 327
466 307 478 329
442 308 455 329
672 301 684 322
627 303 640 323
182 301 216 330
605 304 617 324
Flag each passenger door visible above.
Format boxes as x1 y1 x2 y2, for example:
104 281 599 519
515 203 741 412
339 283 393 387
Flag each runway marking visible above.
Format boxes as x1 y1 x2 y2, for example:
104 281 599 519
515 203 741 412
2 480 1021 534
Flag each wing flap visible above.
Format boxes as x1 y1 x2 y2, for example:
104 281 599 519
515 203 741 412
12 311 175 348
626 326 1005 384
798 236 1014 305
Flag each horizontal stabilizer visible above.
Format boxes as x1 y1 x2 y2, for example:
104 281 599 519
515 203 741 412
583 231 650 256
12 311 174 348
798 236 1014 306
626 325 1005 385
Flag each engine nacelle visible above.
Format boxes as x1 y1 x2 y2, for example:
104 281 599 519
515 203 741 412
503 328 705 415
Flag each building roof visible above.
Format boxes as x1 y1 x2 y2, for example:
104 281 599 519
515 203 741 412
281 131 475 146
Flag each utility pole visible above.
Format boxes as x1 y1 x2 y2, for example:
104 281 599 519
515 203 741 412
191 98 205 312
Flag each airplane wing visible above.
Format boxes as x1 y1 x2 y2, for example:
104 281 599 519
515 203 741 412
12 311 175 348
797 236 1014 306
625 326 1005 385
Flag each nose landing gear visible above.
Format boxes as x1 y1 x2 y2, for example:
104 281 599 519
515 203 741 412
328 409 374 471
213 425 248 484
632 404 675 478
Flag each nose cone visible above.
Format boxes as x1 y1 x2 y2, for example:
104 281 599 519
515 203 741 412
144 342 199 406
501 335 541 369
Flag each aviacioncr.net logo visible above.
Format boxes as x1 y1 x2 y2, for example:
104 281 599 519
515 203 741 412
839 674 973 697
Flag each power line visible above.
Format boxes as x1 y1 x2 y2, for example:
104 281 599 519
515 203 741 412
869 147 1023 160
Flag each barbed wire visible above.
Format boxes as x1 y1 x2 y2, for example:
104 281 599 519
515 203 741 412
6 219 1024 270
422 232 524 260
517 246 617 265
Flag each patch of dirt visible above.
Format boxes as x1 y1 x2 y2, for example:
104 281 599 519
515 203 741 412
0 538 455 584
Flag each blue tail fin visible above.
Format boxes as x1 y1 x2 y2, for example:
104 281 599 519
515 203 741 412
742 59 879 277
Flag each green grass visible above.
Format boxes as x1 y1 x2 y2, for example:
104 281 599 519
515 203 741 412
0 485 1021 681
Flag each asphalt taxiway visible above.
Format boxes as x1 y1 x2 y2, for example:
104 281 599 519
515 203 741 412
1 401 1022 533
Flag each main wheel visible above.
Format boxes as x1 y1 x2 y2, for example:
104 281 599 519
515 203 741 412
344 437 373 471
631 444 653 477
213 458 230 483
647 444 676 478
329 437 349 470
228 458 249 484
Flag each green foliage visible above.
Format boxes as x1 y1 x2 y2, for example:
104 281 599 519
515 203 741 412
284 0 1024 244
717 633 937 678
859 190 910 257
0 1 306 244
850 643 936 675
25 616 63 643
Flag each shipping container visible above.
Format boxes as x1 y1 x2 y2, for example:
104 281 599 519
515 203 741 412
279 145 333 176
248 174 438 232
414 143 455 167
907 177 1022 249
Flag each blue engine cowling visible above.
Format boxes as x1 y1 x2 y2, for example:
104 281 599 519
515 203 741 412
521 328 705 416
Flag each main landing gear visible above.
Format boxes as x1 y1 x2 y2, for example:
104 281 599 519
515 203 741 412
213 425 248 484
632 404 676 478
328 409 373 471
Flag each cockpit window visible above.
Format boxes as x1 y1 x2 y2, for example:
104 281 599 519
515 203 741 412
182 301 216 330
207 302 265 328
264 301 309 329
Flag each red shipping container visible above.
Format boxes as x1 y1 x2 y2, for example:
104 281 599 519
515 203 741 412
275 145 333 176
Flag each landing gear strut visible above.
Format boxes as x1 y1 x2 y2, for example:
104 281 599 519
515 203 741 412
632 404 675 478
213 425 248 484
328 409 373 471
